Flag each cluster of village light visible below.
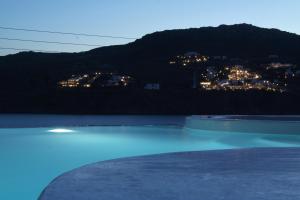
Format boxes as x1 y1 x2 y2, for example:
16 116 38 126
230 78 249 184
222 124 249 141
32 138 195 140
168 52 300 92
200 66 284 92
58 72 132 88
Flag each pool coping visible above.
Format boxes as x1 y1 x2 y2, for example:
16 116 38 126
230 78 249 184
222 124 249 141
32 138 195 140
1 115 300 129
39 147 300 200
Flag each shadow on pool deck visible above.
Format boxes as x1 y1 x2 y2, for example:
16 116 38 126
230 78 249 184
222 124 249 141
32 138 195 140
39 148 300 200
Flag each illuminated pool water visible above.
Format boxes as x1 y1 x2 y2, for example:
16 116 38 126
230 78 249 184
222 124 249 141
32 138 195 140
1 117 300 200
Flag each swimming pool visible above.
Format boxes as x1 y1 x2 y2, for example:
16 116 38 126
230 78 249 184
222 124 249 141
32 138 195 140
1 116 300 200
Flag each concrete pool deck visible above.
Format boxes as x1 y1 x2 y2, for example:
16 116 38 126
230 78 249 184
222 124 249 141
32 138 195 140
39 148 300 200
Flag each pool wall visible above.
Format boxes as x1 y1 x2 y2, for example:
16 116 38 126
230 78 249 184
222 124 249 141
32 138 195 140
185 116 300 135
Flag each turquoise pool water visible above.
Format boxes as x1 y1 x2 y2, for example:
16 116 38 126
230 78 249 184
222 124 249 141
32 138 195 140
1 120 300 200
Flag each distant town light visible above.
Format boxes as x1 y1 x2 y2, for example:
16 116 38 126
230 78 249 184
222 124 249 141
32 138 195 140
200 82 211 86
58 71 133 89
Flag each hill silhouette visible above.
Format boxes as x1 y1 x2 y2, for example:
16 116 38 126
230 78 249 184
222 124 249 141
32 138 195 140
2 23 300 65
0 24 299 114
1 24 299 87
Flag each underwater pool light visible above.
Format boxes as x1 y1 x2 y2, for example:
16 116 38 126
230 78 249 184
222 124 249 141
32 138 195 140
48 129 74 133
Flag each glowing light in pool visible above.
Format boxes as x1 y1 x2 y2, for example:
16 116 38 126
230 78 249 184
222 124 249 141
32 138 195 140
48 129 74 133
